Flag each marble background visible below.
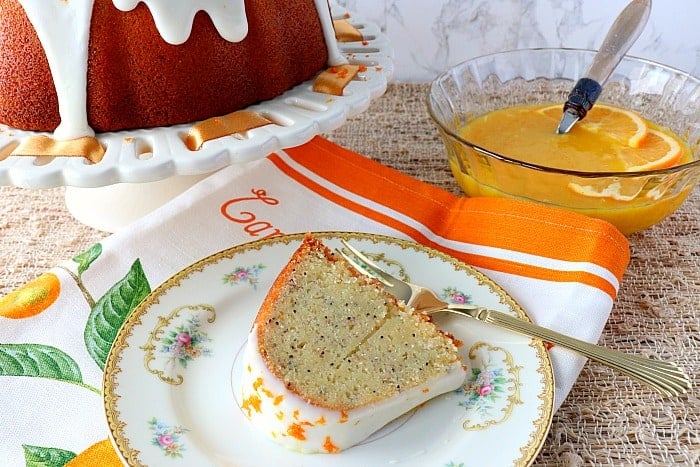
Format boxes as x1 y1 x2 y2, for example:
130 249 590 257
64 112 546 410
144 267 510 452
335 0 700 82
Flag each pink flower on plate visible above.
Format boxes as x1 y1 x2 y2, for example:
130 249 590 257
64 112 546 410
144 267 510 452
222 264 265 290
158 434 174 447
442 287 472 305
148 417 189 458
176 332 192 345
478 384 494 397
452 293 468 304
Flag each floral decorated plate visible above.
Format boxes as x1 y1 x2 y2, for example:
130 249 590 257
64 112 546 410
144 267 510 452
103 232 554 466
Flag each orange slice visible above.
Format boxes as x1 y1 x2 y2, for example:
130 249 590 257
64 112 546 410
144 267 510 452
539 103 648 148
619 129 683 171
567 128 683 200
567 180 644 201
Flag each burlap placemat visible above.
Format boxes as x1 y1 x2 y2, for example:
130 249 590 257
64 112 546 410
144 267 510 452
1 83 698 466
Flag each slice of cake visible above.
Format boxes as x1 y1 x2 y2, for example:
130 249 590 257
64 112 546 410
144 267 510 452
240 234 467 453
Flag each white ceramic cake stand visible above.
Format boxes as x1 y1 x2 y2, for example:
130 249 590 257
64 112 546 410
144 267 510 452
0 4 394 232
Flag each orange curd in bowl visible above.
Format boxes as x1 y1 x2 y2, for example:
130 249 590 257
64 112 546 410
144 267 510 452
450 103 694 234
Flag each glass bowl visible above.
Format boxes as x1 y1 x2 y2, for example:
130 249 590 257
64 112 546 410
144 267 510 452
427 48 700 235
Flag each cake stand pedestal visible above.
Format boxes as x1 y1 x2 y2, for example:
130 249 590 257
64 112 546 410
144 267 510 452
64 173 212 233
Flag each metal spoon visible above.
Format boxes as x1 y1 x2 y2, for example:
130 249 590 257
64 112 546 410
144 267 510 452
556 0 652 134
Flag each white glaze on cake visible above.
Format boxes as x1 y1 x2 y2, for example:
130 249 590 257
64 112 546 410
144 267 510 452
240 324 467 454
311 0 347 66
18 0 95 140
16 0 346 141
113 0 249 44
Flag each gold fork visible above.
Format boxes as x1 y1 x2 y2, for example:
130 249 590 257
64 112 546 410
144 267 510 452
338 240 691 398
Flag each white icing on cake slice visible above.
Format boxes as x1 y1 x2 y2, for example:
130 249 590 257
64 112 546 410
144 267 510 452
241 324 467 453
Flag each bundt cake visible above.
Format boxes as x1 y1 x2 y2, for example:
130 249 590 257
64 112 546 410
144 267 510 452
0 0 346 141
240 235 467 453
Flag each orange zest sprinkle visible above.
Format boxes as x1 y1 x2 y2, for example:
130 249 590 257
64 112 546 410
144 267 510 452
241 394 262 417
286 423 307 441
315 416 326 425
276 411 285 420
273 395 284 405
252 377 264 391
293 409 300 420
422 387 429 393
339 411 349 423
261 388 274 398
323 436 341 454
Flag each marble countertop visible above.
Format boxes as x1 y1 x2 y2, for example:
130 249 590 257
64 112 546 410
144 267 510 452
337 0 699 82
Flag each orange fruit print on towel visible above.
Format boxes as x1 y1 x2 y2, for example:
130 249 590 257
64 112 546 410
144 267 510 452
0 272 60 319
22 439 122 467
66 438 123 467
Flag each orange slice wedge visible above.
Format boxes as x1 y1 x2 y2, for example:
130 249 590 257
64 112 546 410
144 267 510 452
619 128 683 171
567 180 644 201
567 128 683 200
539 103 648 148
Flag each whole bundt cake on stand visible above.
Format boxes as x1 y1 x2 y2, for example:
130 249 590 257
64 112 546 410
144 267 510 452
0 0 393 231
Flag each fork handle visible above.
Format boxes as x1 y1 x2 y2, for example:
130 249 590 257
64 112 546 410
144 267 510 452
444 305 690 397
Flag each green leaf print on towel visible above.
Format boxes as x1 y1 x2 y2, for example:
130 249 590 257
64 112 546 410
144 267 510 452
22 444 76 467
0 343 100 394
72 243 102 277
84 258 151 370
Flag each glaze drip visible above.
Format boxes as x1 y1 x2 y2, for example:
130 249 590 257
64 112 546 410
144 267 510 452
18 0 95 140
112 0 249 44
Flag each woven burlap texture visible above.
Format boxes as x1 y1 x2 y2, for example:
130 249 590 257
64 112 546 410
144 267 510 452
1 83 698 466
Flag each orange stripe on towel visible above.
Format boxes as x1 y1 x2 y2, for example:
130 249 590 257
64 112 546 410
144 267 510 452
277 137 630 298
